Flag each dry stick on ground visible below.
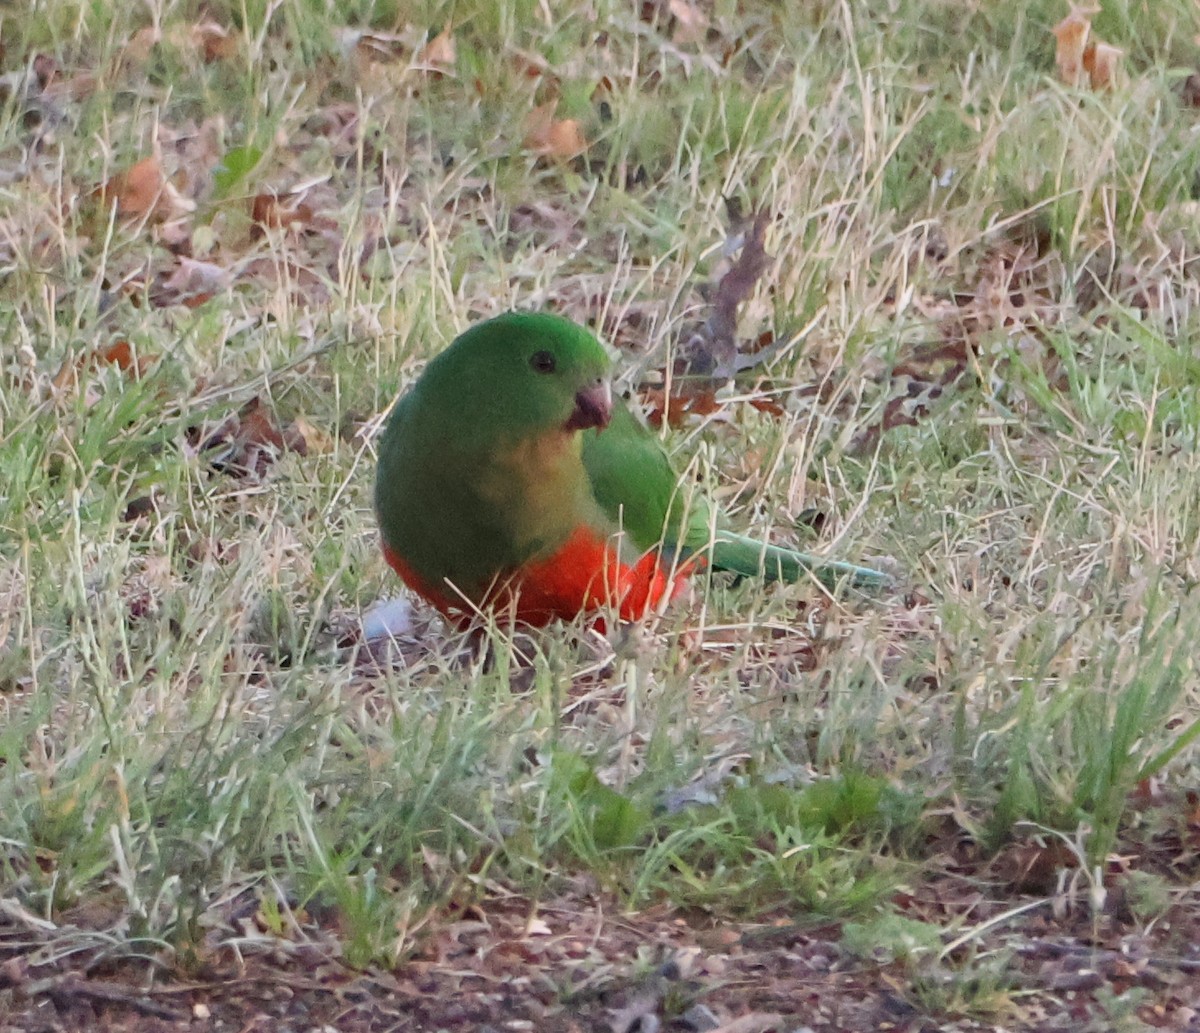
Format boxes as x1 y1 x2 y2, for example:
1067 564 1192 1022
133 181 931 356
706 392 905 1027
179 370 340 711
1014 939 1200 975
25 974 189 1021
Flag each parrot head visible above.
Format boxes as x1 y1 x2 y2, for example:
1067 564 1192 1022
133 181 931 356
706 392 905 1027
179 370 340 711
414 312 614 439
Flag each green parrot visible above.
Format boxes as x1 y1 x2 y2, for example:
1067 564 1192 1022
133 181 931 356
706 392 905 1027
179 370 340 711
375 312 888 624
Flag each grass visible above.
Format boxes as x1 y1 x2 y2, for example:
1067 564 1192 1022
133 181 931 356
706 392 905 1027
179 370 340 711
3 0 1200 1026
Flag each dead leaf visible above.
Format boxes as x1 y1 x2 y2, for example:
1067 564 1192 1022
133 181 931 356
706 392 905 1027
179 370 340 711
40 69 96 103
681 208 772 375
194 397 306 477
523 102 587 160
99 156 164 216
122 20 238 67
1053 7 1093 87
98 341 140 374
286 415 333 454
241 256 332 305
416 26 455 73
1083 41 1122 90
32 54 57 89
123 26 162 67
250 192 315 235
1182 72 1200 107
191 21 238 63
122 495 157 523
51 341 156 393
748 397 785 418
1053 4 1120 91
643 384 720 429
153 256 232 308
344 28 409 64
95 156 194 221
238 404 286 452
992 837 1078 894
643 382 786 428
511 49 551 81
668 0 709 45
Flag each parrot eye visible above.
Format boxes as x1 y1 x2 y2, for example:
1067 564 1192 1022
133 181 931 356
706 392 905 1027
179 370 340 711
529 350 557 374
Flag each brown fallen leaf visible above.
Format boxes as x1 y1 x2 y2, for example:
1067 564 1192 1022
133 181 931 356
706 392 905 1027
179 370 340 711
991 836 1078 894
122 495 158 523
511 49 551 81
668 0 709 45
523 101 588 160
643 383 786 429
95 156 194 221
287 415 333 454
1053 4 1120 92
346 28 410 64
123 25 162 66
1053 6 1095 87
32 53 56 89
416 25 455 73
237 403 286 452
681 207 773 375
153 256 232 308
1183 72 1200 108
1083 40 1122 90
241 256 332 305
192 21 238 63
51 341 156 392
194 397 308 477
101 156 164 215
250 192 315 235
40 68 97 103
122 20 238 67
748 397 785 418
643 383 720 429
98 341 141 374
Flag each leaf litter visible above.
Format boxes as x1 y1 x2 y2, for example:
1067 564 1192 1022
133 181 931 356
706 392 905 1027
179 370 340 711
5 857 1200 1031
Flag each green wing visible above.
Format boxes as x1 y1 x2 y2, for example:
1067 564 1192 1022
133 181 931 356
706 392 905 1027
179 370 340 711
581 399 710 556
582 399 890 589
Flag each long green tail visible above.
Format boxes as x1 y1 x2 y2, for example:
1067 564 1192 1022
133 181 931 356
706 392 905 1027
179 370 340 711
709 531 891 589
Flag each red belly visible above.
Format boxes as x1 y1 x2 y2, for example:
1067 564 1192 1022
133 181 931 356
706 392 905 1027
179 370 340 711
381 528 689 625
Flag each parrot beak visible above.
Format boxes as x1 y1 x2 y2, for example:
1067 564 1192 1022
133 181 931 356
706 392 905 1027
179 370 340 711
566 379 613 432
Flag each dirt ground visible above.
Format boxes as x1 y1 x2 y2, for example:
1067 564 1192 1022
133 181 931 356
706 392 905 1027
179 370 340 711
5 854 1200 1033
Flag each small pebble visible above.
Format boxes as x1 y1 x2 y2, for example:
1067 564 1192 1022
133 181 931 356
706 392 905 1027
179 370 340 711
680 1003 720 1031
